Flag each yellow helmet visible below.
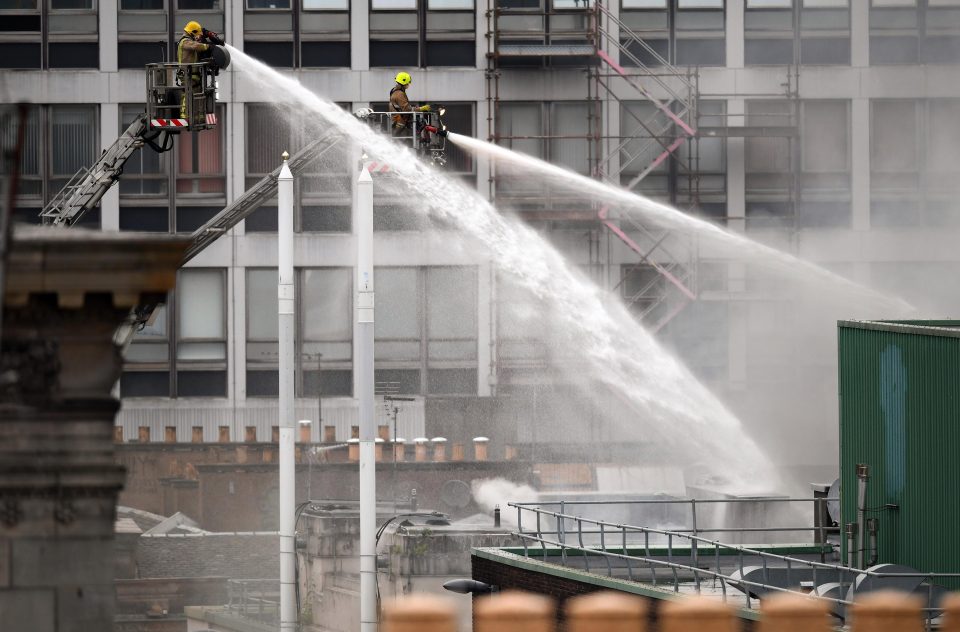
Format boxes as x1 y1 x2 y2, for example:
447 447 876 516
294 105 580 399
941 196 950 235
183 20 203 36
394 71 411 86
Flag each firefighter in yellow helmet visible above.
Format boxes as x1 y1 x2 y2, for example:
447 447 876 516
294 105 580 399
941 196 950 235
388 71 431 141
177 21 209 119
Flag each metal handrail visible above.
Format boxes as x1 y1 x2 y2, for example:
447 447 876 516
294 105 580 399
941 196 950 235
510 501 960 626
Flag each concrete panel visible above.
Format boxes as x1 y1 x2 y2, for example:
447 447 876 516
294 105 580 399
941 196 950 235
12 539 115 586
426 11 474 31
175 12 224 32
370 12 418 30
302 12 349 31
118 13 168 32
244 12 293 31
49 14 98 32
0 589 55 632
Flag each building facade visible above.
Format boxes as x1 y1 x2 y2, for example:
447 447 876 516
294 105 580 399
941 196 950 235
3 0 960 481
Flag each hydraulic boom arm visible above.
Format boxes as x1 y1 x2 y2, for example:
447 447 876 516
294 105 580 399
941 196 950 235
39 114 173 227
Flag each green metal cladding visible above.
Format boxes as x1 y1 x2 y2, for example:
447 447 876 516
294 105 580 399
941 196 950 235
838 320 960 583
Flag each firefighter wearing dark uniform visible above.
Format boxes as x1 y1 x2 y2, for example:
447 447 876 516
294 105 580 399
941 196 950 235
388 71 430 142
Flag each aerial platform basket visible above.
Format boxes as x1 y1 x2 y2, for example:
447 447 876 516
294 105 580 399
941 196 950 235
145 60 223 133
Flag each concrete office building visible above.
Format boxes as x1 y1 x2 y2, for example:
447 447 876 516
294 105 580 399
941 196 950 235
3 0 960 482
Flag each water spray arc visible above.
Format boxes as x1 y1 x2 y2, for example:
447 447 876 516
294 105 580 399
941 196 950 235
225 44 776 485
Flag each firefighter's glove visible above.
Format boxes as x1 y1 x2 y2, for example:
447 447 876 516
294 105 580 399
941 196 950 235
417 105 432 112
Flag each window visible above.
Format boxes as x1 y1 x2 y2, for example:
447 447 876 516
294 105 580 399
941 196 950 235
1 104 99 226
374 266 478 395
496 102 592 211
301 268 353 396
178 269 227 362
369 0 476 68
745 100 796 228
871 99 960 227
618 0 725 66
372 0 416 7
871 1 960 64
118 104 225 232
245 0 349 67
0 0 97 69
745 0 850 65
246 268 353 398
245 104 351 233
120 0 163 8
122 268 228 398
799 100 850 227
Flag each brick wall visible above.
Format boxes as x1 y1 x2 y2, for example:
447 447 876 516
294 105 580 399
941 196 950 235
137 533 279 580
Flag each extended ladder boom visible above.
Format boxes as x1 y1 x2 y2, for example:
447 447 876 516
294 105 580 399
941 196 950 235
40 114 155 227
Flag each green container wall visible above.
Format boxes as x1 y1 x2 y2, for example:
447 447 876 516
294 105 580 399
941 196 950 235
838 320 960 585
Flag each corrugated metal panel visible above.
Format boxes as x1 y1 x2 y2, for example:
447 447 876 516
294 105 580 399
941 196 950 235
838 320 960 585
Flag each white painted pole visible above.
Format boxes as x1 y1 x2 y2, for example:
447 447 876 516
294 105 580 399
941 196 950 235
278 151 297 632
356 163 377 632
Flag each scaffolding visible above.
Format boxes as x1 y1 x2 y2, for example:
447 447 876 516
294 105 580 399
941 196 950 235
485 0 799 331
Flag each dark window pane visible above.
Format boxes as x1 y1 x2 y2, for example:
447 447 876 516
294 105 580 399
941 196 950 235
800 37 849 65
179 0 218 8
119 42 168 69
375 369 421 395
871 200 920 228
120 207 170 232
427 368 477 395
922 36 960 64
121 0 163 8
0 43 41 69
303 370 353 397
870 36 918 65
176 206 220 232
74 207 101 229
425 41 475 67
301 205 351 232
51 0 91 8
247 0 290 6
177 370 227 397
798 201 849 228
745 201 794 230
121 371 171 397
0 16 41 32
247 370 279 397
676 39 725 66
498 0 538 7
302 41 351 67
244 41 294 67
370 41 418 68
374 203 427 231
745 39 794 65
12 207 42 225
246 205 278 232
49 42 99 69
620 38 669 67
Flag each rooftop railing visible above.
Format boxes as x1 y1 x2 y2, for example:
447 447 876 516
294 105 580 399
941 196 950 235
508 499 960 628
